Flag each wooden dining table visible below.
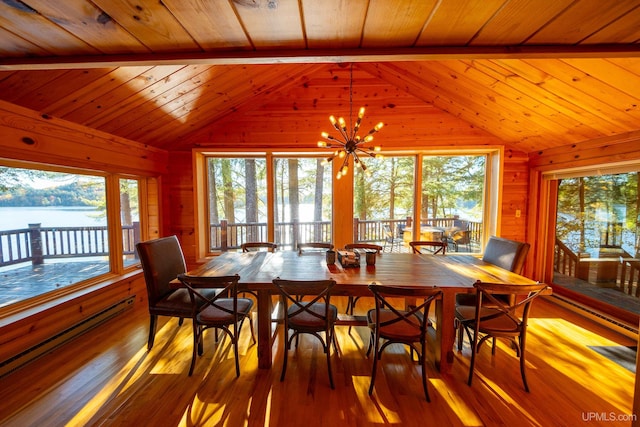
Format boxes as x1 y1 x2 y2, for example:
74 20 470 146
183 250 539 374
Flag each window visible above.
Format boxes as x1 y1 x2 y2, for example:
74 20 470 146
200 149 498 257
554 171 640 306
0 166 109 307
207 157 268 251
353 156 415 250
120 178 140 267
273 157 332 249
421 155 486 253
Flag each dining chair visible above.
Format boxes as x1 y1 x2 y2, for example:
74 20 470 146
409 240 446 255
366 283 442 401
136 235 219 351
382 224 403 253
177 273 256 377
241 242 277 252
297 242 334 254
344 243 383 316
458 280 551 392
455 236 531 345
272 278 338 389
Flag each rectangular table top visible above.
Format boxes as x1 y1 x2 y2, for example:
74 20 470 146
185 251 536 292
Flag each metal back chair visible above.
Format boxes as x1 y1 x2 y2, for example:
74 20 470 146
177 273 255 377
460 280 551 392
366 283 442 401
409 240 446 255
273 278 338 389
241 242 277 252
344 243 383 315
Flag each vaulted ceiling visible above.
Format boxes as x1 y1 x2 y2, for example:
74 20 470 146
0 0 638 155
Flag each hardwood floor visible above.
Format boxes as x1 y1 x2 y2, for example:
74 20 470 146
0 297 635 426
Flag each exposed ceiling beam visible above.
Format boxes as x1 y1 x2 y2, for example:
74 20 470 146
2 44 639 70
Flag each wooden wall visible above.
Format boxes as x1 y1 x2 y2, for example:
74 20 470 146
0 100 166 368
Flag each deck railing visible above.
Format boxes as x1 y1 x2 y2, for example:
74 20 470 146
2 217 481 267
0 223 139 267
210 216 482 251
554 237 640 298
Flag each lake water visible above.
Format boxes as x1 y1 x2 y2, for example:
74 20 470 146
0 206 106 230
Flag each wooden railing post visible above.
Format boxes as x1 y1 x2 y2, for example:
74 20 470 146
220 219 228 252
28 223 43 265
353 218 359 242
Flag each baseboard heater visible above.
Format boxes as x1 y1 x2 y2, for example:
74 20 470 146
549 295 638 340
0 296 135 378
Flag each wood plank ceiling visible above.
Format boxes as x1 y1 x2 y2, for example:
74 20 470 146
0 0 638 154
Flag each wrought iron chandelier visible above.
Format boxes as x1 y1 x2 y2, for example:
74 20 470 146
318 64 384 179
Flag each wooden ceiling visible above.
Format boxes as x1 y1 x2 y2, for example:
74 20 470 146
0 0 638 154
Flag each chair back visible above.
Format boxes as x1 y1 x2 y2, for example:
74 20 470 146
136 235 186 306
473 281 550 331
242 242 277 252
272 278 336 327
409 240 446 255
298 242 334 254
368 284 442 337
344 243 383 253
482 236 530 274
176 274 242 316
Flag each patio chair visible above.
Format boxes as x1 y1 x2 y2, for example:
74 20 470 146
366 283 442 401
459 280 551 392
382 224 403 253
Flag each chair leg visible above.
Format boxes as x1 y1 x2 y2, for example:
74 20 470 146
189 320 200 376
420 341 431 402
368 333 380 395
327 328 335 389
520 336 530 392
280 330 290 382
147 315 158 351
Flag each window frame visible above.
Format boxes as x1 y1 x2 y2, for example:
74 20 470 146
194 147 502 258
0 159 148 313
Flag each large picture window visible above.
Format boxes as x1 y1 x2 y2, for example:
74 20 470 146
203 151 491 255
0 165 140 308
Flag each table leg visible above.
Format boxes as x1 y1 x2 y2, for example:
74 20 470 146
256 289 273 369
435 290 456 374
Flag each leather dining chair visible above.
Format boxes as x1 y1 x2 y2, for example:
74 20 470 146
458 280 551 392
273 278 338 389
136 235 219 351
366 283 442 401
177 273 256 377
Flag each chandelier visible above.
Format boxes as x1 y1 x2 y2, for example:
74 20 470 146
318 64 384 179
